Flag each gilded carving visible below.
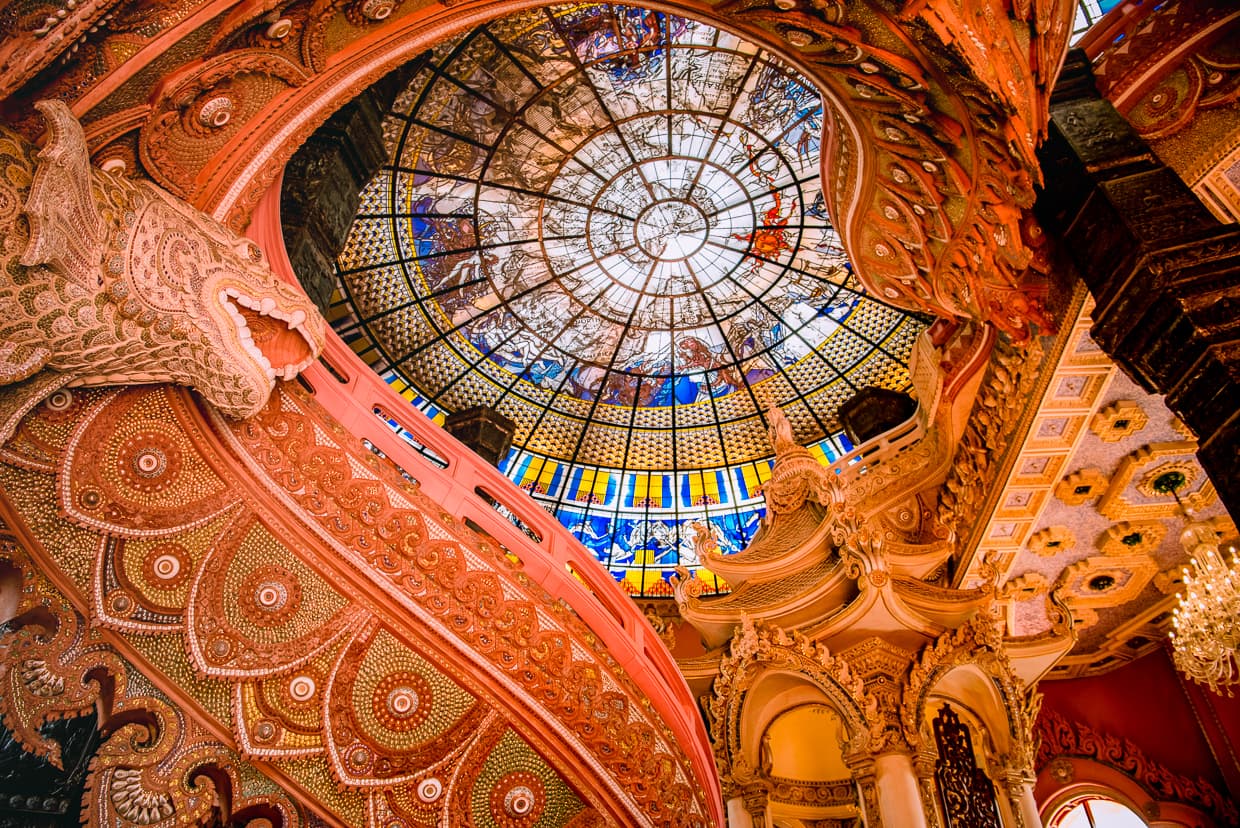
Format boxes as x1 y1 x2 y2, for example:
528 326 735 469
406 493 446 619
1089 400 1148 443
0 538 302 826
0 101 324 443
902 612 1041 776
708 617 880 784
85 696 300 828
1097 443 1216 521
1026 526 1076 558
1056 555 1158 609
1053 468 1108 506
762 404 840 516
140 51 312 198
997 571 1049 601
1096 520 1167 556
0 584 125 768
939 337 1045 540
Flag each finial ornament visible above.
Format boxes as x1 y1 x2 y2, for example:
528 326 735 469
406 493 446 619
766 403 798 455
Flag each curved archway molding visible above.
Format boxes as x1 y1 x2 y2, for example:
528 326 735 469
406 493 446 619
4 0 1076 338
707 611 1044 827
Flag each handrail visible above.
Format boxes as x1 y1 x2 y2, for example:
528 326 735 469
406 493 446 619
247 180 723 824
828 401 928 484
304 337 724 821
1076 0 1156 60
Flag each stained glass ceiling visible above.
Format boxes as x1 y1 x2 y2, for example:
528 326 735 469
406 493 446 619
330 4 925 595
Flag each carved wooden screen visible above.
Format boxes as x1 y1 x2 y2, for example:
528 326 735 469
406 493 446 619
933 704 1002 828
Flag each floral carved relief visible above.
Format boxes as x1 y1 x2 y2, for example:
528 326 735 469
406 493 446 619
0 537 302 827
0 382 711 827
1035 709 1238 824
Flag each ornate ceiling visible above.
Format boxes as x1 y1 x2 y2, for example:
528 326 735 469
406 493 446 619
956 294 1236 679
0 0 1076 595
330 4 924 596
15 0 1236 824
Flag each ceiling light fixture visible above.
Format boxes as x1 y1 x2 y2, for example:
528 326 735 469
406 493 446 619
1160 472 1240 696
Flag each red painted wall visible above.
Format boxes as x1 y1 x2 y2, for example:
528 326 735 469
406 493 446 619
1039 647 1240 795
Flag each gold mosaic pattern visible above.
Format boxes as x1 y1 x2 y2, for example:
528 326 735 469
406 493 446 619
0 384 711 826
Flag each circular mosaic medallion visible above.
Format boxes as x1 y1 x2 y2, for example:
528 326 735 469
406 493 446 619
238 565 302 627
288 675 317 703
416 777 444 803
252 719 279 744
45 389 74 412
489 771 546 826
142 542 190 589
371 671 433 732
115 431 182 493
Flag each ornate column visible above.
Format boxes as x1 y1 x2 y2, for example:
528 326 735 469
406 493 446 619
847 757 885 828
1009 773 1043 828
739 784 771 828
913 751 944 828
874 752 930 828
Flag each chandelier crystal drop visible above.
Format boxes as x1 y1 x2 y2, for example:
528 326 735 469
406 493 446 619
1169 519 1240 697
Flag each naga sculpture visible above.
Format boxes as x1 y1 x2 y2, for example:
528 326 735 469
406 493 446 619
0 100 324 441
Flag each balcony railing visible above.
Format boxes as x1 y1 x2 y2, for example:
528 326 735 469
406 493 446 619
249 181 726 826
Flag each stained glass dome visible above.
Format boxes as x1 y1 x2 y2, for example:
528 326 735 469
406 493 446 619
330 4 925 595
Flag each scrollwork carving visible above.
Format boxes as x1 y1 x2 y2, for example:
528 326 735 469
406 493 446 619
0 538 300 826
937 336 1045 541
708 616 881 784
1035 710 1238 824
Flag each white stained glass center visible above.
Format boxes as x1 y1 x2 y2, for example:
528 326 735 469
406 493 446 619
635 200 709 261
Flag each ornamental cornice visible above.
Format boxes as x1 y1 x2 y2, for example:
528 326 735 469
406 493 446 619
938 334 1048 554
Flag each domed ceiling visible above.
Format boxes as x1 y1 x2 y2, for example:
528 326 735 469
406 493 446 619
331 4 925 595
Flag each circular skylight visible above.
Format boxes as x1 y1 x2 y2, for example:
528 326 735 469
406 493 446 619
330 5 924 595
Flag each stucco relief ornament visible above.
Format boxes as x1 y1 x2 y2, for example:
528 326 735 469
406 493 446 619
901 610 1041 773
761 404 840 517
691 520 720 561
0 100 325 443
708 616 881 784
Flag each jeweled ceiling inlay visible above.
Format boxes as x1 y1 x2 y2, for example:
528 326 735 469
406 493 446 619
330 4 924 595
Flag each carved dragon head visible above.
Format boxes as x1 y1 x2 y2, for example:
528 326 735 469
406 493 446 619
112 182 326 418
1 100 324 427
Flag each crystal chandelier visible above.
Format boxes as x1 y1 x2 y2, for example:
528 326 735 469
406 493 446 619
1165 476 1240 695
